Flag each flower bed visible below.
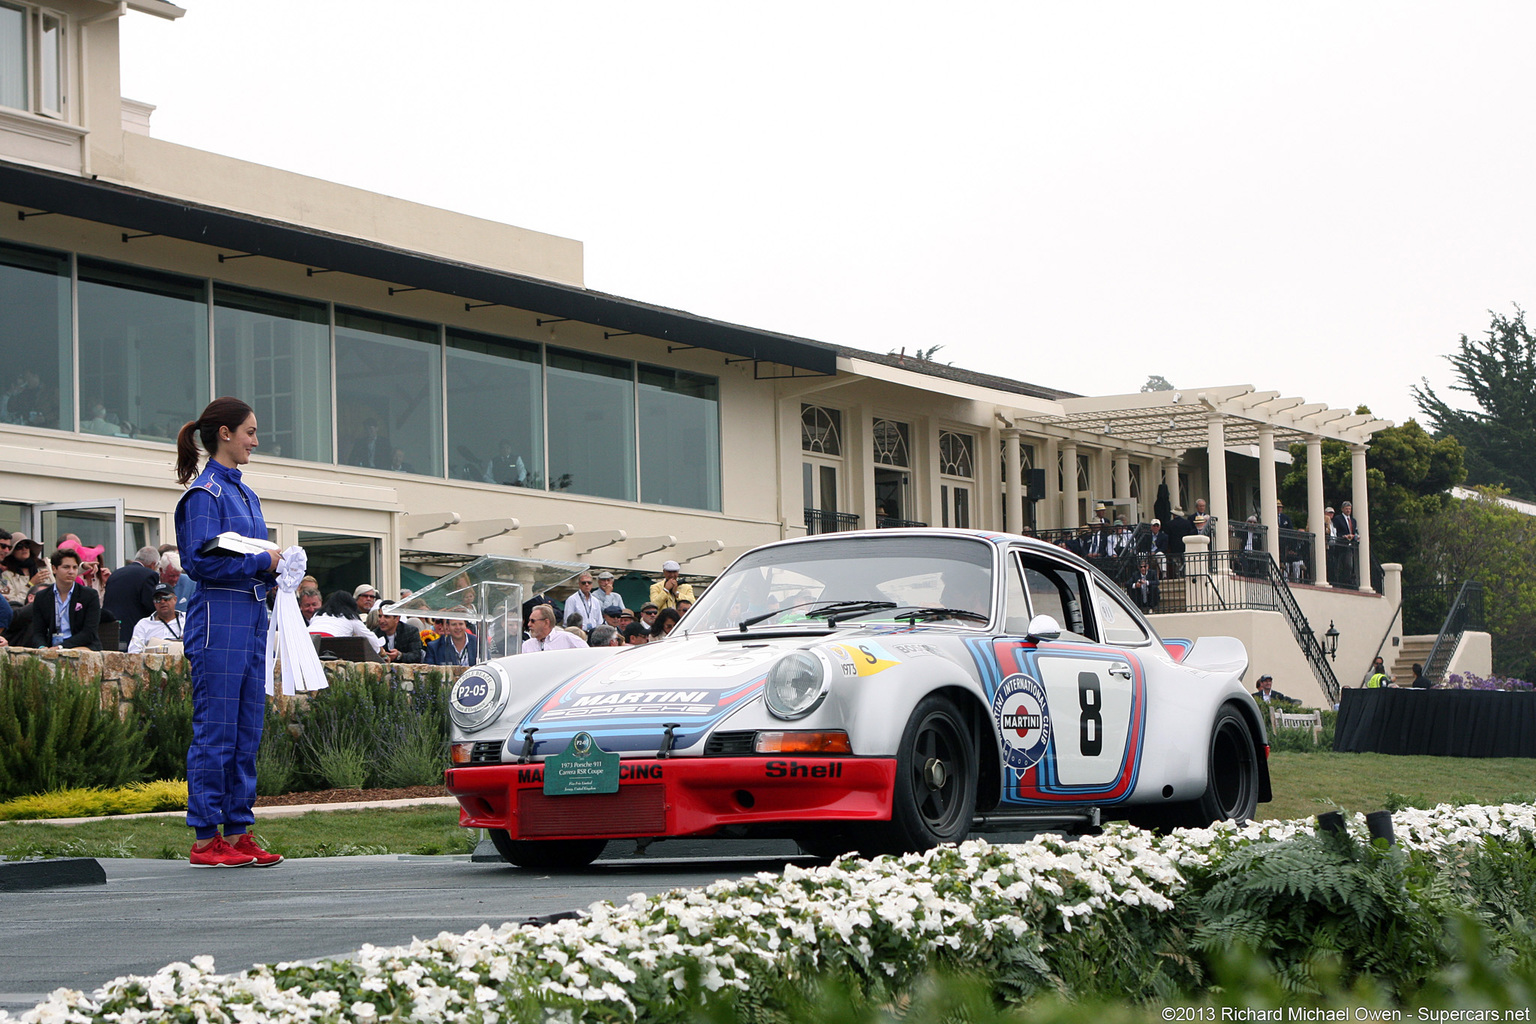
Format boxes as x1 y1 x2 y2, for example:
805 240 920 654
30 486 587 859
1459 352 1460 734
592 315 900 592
7 803 1536 1024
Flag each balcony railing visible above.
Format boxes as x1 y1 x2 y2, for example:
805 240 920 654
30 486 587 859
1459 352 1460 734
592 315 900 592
804 508 859 535
877 516 928 529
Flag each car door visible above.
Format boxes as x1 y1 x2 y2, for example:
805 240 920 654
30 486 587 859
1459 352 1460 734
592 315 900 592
990 549 1146 804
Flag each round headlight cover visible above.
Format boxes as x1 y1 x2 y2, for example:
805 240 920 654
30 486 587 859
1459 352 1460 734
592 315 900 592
449 662 510 733
764 651 829 720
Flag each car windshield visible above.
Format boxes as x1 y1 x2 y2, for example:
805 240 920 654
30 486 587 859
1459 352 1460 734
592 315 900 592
681 535 996 633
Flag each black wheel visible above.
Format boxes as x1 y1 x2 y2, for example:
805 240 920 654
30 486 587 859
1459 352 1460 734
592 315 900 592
487 830 607 870
1180 705 1259 828
858 696 978 855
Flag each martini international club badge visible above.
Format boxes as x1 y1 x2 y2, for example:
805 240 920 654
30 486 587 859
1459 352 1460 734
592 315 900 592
991 673 1052 771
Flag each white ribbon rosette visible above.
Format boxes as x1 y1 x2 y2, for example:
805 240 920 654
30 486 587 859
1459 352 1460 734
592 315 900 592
265 545 329 695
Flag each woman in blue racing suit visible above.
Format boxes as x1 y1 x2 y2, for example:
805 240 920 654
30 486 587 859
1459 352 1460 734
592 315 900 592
174 397 283 868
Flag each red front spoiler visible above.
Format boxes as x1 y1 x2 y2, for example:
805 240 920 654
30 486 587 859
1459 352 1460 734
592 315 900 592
445 756 897 840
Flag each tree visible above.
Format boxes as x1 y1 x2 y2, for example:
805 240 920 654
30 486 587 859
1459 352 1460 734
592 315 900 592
1413 307 1536 498
1141 375 1174 392
1279 410 1465 568
1414 488 1536 680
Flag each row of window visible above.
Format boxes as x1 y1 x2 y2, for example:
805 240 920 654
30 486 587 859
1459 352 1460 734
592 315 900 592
0 239 722 511
0 2 62 118
801 404 977 479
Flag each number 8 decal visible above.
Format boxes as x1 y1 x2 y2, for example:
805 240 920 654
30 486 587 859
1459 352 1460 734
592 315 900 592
1078 671 1102 756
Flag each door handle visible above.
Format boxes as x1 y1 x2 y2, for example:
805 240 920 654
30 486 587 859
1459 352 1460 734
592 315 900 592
1108 663 1132 679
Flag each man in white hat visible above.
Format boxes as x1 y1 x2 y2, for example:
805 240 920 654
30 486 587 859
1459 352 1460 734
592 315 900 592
649 559 695 612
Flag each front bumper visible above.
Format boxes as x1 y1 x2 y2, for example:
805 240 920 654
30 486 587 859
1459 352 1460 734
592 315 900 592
445 756 897 840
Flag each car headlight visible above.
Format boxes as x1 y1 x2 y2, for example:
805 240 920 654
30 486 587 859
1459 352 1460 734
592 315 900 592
764 651 829 720
449 662 511 733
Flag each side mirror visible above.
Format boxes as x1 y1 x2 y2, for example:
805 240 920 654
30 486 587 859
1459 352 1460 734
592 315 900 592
1026 614 1062 642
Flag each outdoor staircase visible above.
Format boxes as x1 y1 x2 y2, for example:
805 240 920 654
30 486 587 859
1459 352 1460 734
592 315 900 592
1390 635 1436 686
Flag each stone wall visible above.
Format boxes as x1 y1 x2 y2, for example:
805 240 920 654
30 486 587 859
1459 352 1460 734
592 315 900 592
0 647 465 712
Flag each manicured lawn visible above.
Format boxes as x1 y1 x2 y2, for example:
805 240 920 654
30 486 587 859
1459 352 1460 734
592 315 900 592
2 752 1533 860
0 805 473 861
1261 750 1536 821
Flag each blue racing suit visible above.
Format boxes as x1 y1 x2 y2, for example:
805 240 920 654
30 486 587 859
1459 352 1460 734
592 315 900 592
174 460 274 837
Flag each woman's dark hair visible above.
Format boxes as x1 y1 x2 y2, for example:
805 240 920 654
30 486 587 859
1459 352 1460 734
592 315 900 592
176 397 255 486
321 591 361 620
3 539 40 574
653 607 681 636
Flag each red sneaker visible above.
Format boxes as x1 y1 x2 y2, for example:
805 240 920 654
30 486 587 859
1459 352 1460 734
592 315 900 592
230 833 284 867
190 835 257 868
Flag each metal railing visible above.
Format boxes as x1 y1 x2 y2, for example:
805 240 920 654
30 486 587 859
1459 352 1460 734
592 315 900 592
1277 527 1316 584
1403 582 1461 636
1177 548 1341 704
1423 580 1486 684
877 516 928 529
804 508 859 535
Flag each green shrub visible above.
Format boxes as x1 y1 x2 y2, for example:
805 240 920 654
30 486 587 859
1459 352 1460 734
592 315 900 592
1264 708 1337 753
255 708 298 797
129 665 194 781
0 779 186 820
299 715 369 790
0 658 149 799
289 669 449 790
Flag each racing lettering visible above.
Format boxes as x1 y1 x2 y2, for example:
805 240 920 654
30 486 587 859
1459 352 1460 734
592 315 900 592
764 760 845 779
858 645 878 665
520 764 663 782
570 691 708 707
1002 713 1042 730
1078 671 1103 757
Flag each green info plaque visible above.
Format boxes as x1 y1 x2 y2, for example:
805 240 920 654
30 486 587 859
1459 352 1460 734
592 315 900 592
543 732 620 796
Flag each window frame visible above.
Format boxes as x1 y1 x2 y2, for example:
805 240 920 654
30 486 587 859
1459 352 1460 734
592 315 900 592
0 2 66 119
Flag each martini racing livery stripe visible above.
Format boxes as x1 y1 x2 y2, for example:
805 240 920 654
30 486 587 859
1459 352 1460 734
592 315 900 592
515 677 767 757
965 637 1147 804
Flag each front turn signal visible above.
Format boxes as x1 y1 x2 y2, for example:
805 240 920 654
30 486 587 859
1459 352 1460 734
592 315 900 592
754 730 853 754
449 742 476 764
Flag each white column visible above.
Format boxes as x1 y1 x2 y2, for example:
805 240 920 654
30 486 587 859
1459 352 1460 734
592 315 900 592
1042 437 1059 530
1257 424 1278 561
1351 443 1372 592
1003 429 1023 535
1163 458 1181 512
1112 450 1131 521
1306 435 1326 585
1060 441 1079 529
1206 414 1229 552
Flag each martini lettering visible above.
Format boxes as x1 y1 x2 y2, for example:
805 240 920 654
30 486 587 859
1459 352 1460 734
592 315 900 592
571 691 709 707
1002 713 1042 730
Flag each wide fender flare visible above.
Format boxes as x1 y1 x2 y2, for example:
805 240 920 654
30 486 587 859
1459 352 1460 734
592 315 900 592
836 653 993 758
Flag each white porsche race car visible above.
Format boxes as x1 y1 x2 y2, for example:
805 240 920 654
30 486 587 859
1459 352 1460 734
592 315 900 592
442 530 1270 867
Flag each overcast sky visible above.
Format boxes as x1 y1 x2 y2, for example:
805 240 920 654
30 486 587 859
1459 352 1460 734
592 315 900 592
120 2 1534 428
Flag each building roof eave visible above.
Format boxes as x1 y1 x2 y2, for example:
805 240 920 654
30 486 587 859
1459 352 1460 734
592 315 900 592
0 159 838 375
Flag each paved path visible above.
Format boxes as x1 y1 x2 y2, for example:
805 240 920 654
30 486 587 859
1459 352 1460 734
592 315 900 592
0 845 806 1014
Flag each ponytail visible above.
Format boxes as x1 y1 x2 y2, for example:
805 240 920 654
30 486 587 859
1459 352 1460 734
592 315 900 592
175 397 255 486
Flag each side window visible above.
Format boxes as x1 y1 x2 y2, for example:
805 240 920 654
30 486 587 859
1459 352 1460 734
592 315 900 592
1019 555 1096 642
1092 576 1149 645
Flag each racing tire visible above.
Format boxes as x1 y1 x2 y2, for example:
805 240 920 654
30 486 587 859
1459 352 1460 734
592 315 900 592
487 831 607 871
857 695 978 856
1178 704 1260 828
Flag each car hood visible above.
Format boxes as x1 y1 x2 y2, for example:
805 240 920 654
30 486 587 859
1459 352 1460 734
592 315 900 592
511 632 802 757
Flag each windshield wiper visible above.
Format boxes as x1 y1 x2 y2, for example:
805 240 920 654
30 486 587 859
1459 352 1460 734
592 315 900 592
880 605 991 625
738 599 896 631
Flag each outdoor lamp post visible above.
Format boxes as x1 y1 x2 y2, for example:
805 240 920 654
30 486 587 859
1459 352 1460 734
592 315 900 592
1324 620 1340 661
